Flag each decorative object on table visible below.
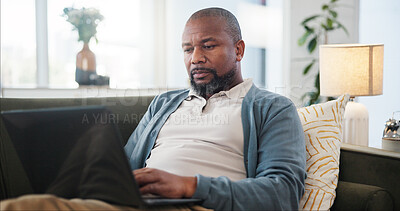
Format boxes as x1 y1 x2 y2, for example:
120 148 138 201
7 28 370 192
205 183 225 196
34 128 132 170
63 7 109 86
319 44 384 146
297 0 348 106
382 111 400 152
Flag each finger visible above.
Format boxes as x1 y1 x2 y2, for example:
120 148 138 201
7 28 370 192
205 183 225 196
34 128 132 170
134 170 161 186
133 167 157 177
133 168 153 180
135 174 158 185
139 183 174 198
139 183 158 195
132 167 150 175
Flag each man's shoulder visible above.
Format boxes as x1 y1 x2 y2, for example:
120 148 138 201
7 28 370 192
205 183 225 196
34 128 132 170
157 89 189 98
245 85 294 108
152 89 189 105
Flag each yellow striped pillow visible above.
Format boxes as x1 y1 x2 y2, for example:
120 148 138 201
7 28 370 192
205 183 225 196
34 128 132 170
298 94 349 210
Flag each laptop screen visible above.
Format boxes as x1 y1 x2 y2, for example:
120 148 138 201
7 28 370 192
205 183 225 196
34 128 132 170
1 106 112 193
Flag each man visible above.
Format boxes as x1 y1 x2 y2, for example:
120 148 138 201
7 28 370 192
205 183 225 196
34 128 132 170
1 7 306 210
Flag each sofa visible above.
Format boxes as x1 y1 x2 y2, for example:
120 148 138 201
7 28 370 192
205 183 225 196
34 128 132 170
1 96 399 210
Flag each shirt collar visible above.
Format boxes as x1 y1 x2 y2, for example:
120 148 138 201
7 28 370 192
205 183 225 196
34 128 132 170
186 78 253 100
221 78 253 99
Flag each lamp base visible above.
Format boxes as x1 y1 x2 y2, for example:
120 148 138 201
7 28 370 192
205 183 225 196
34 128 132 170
343 100 369 146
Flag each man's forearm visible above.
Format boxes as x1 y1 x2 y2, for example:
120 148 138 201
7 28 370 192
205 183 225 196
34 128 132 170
183 176 197 198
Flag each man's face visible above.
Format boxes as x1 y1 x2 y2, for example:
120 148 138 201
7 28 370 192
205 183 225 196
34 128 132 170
182 17 241 96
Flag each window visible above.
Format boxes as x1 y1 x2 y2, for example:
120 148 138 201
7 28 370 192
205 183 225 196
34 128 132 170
2 0 152 89
48 0 145 88
1 0 37 88
1 0 286 93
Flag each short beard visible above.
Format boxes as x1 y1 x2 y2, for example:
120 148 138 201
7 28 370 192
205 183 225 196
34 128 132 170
190 68 236 98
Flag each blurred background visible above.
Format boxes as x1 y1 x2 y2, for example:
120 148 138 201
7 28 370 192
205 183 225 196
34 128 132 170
1 0 399 148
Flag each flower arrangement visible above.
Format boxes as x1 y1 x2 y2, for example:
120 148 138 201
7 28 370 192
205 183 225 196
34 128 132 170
63 7 104 43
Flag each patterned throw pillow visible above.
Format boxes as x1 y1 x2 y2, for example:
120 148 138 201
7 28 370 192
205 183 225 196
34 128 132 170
298 94 349 210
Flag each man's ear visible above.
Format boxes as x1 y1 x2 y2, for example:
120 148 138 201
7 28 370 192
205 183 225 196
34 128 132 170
235 40 245 62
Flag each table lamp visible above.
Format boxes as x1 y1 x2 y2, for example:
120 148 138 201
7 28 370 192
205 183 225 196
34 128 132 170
319 44 384 146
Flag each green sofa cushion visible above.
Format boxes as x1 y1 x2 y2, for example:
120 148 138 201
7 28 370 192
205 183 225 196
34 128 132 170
332 181 394 211
0 97 154 143
339 146 400 210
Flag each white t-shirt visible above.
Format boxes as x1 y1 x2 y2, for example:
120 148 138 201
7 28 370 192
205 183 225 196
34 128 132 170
145 79 253 181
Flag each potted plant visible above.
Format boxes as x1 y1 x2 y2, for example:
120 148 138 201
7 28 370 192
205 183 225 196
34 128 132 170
297 0 348 105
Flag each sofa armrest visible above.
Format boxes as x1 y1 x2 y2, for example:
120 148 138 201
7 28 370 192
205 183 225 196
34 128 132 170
331 181 394 211
339 143 400 210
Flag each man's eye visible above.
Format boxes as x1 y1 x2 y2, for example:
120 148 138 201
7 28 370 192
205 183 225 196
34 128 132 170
183 48 193 53
204 45 215 49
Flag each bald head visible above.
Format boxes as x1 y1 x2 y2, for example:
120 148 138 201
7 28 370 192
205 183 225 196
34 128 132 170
187 7 242 44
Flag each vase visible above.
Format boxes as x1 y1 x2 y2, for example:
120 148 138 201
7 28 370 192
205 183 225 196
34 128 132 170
75 43 96 85
77 43 96 71
75 42 95 85
75 43 110 86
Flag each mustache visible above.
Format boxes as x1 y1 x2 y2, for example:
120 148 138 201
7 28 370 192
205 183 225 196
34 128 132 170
190 67 216 75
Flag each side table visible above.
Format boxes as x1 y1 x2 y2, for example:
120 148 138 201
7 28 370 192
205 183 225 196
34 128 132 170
382 139 400 153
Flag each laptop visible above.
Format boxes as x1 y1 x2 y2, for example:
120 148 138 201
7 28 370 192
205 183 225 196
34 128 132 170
1 106 202 208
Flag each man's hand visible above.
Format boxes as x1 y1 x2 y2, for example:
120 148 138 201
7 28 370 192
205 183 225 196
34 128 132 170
133 168 197 198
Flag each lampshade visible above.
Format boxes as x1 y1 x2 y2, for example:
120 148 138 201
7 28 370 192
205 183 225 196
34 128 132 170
319 44 384 97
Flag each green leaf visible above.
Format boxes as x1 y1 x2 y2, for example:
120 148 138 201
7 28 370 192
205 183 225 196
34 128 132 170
314 72 320 88
328 96 336 101
307 36 317 53
302 91 320 106
337 22 349 36
321 23 328 31
303 60 315 75
329 10 338 18
301 15 320 25
327 18 333 28
310 96 320 105
308 86 321 105
298 31 311 46
331 0 338 3
304 25 314 33
300 93 307 101
310 92 318 102
322 4 329 10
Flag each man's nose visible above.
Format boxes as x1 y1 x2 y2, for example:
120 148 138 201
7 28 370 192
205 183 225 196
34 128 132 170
191 48 206 64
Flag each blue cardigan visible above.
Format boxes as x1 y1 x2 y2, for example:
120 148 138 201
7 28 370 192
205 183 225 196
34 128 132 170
124 84 306 210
